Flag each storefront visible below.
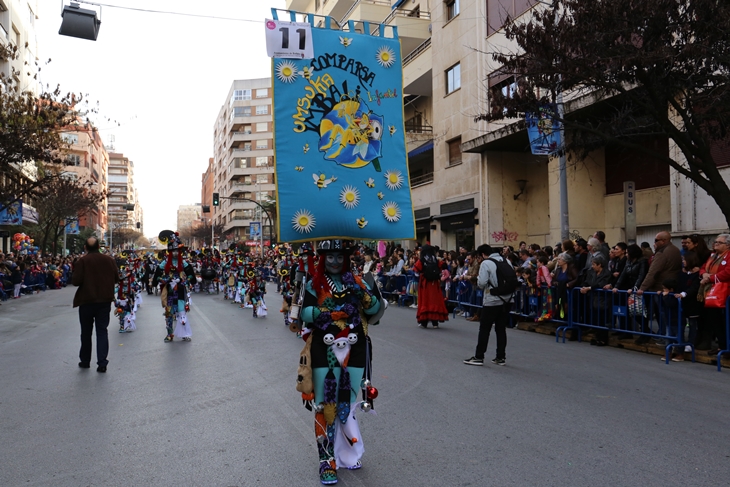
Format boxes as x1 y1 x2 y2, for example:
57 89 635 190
433 198 478 251
414 207 432 245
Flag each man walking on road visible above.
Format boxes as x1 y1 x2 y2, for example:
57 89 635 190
464 244 515 366
72 237 119 372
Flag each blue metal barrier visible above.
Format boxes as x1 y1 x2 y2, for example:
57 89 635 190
554 289 693 363
718 296 730 372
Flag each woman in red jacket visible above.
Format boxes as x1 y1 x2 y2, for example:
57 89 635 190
412 245 449 329
698 233 730 353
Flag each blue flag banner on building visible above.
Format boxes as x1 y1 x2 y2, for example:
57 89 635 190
268 10 416 243
0 200 23 225
526 104 562 156
65 219 80 235
250 222 261 239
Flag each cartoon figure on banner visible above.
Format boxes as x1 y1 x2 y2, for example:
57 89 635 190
318 94 384 172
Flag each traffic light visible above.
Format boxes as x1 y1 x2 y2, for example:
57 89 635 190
213 193 220 206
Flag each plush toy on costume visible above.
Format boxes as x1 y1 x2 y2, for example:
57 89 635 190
298 239 385 485
152 230 197 342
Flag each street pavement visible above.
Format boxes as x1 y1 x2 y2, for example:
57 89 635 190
1 284 728 487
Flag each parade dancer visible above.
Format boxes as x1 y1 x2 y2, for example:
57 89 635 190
298 240 384 485
153 231 196 342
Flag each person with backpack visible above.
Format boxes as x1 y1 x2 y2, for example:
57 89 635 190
464 244 517 366
412 245 449 329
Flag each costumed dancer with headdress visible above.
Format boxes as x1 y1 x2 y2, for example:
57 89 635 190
115 251 137 333
243 261 266 317
153 231 197 342
297 240 385 485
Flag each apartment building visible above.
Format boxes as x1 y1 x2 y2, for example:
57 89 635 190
107 152 144 235
176 204 203 247
61 128 109 236
0 0 40 95
212 78 275 244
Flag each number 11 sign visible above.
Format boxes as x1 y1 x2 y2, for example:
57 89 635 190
265 19 314 59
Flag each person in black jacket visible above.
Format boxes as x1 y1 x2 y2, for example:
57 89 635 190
610 244 649 337
614 244 648 291
579 255 612 346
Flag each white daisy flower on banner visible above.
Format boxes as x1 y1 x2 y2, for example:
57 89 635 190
292 209 316 233
276 60 298 83
382 202 401 222
376 46 396 68
339 185 360 209
384 169 404 191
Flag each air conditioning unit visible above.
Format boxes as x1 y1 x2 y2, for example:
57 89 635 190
428 24 432 33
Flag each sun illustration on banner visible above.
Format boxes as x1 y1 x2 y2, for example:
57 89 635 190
292 209 316 234
384 169 404 190
339 185 360 209
376 46 396 68
276 60 298 83
382 202 401 222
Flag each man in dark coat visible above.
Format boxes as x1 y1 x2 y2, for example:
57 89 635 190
73 237 119 372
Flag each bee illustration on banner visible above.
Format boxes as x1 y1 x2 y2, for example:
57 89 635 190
313 173 337 189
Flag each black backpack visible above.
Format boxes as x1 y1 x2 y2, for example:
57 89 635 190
422 259 440 281
487 258 518 296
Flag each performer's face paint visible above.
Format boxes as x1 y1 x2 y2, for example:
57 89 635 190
325 252 345 274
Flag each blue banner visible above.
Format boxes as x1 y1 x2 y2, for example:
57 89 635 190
0 200 23 225
526 104 562 155
65 219 80 234
250 222 261 239
271 13 415 242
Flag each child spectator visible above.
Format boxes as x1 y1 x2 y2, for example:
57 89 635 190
536 255 553 321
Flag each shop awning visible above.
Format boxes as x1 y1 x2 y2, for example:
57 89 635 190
432 208 478 220
408 140 434 159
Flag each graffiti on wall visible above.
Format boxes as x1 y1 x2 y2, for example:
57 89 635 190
491 230 519 243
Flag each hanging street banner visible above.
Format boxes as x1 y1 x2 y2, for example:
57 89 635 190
526 104 563 156
65 218 80 235
250 221 262 239
0 200 23 225
268 10 416 243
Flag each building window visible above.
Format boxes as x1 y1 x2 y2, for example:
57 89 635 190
256 156 269 167
256 174 268 184
256 105 268 115
448 137 462 166
62 133 79 145
256 140 268 149
446 63 461 94
66 154 81 166
232 106 249 118
255 88 268 98
445 0 459 21
233 89 251 102
487 1 537 35
256 122 268 132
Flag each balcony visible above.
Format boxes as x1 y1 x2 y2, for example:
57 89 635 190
403 38 432 96
383 5 431 54
229 165 274 177
410 171 433 188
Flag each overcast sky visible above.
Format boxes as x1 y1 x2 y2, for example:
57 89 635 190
36 0 285 236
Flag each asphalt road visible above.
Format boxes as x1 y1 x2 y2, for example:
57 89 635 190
0 284 728 487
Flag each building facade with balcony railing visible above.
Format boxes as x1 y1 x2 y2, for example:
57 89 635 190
213 78 277 244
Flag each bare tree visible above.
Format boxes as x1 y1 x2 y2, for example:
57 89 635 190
477 0 730 227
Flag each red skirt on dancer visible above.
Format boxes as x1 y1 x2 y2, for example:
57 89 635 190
412 260 449 323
